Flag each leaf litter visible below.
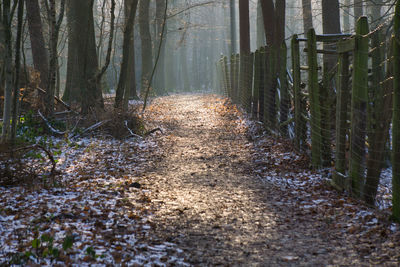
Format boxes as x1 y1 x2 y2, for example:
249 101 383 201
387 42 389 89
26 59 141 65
1 93 400 266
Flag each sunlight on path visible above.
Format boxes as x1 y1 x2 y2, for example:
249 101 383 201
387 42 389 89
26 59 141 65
143 94 350 265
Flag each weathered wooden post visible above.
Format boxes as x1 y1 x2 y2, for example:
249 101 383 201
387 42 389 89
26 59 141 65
333 41 351 190
291 35 306 150
234 53 240 104
392 1 400 220
240 52 253 111
223 56 232 98
364 31 392 205
349 17 369 197
279 42 289 137
219 56 227 95
264 45 277 130
307 28 322 168
216 58 225 94
253 49 261 118
246 52 254 113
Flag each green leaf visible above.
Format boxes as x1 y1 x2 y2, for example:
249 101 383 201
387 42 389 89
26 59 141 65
32 238 40 249
50 248 60 258
62 235 74 251
86 246 96 258
41 234 53 243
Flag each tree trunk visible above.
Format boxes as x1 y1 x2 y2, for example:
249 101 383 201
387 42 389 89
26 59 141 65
138 0 153 96
0 3 5 97
25 0 49 90
230 0 237 54
343 0 350 32
354 0 363 27
321 0 341 166
1 0 13 142
115 0 138 108
154 0 166 94
391 1 400 221
301 0 313 32
274 0 285 46
239 0 251 112
10 0 24 143
64 0 102 113
260 0 275 45
256 0 265 48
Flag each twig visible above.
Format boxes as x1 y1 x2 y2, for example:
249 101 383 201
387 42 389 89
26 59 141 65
72 119 111 138
12 144 57 174
124 120 143 139
36 87 77 113
144 127 163 136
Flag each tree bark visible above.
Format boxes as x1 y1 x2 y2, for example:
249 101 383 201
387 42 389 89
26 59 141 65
354 0 363 26
321 0 341 166
1 0 13 142
239 0 251 112
256 0 265 48
230 0 237 54
138 0 153 95
45 0 65 116
64 0 102 113
301 0 313 32
0 3 5 97
260 0 275 46
25 0 49 90
154 0 166 94
274 0 285 46
115 0 138 108
10 0 24 143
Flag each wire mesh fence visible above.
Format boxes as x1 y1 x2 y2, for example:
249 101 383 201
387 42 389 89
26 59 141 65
216 8 400 219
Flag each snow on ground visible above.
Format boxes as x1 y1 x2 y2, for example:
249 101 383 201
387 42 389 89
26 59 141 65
0 136 188 266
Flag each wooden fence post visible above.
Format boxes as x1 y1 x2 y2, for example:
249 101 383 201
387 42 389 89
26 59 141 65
333 46 350 190
364 31 392 205
264 45 277 130
279 42 289 137
234 53 240 104
217 58 225 94
349 16 369 197
307 28 322 168
392 1 400 220
223 56 231 98
247 52 254 113
291 35 306 150
240 52 253 111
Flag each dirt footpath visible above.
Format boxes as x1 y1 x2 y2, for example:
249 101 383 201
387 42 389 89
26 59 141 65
142 94 399 266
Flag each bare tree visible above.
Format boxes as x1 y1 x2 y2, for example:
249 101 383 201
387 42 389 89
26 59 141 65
138 0 153 95
115 0 139 108
44 0 65 116
25 0 49 90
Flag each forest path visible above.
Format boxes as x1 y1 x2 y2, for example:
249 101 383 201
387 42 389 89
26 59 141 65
142 94 375 266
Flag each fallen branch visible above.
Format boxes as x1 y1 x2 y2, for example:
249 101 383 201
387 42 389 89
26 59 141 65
12 144 57 175
36 87 77 113
38 110 66 135
72 120 111 138
144 127 163 137
124 120 143 139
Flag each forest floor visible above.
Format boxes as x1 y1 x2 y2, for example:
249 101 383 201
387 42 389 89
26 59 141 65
1 94 400 266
